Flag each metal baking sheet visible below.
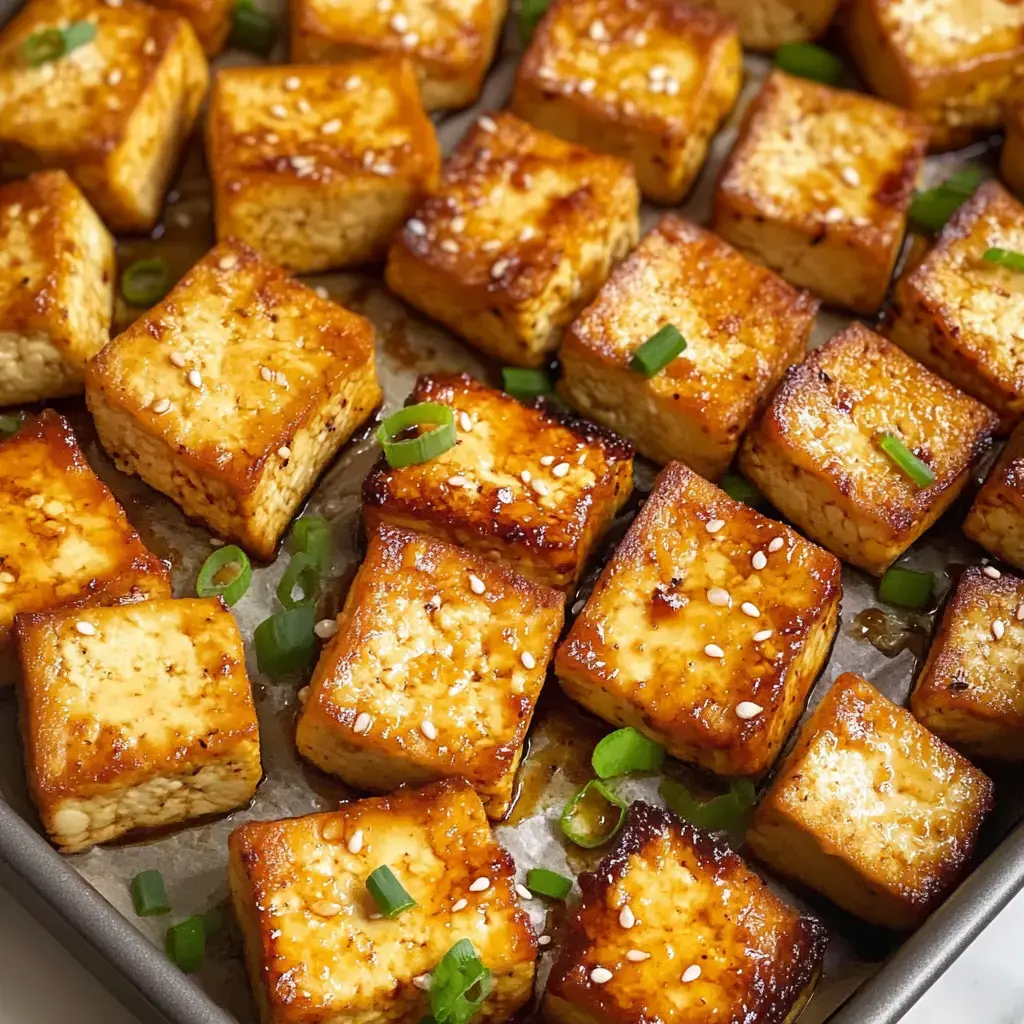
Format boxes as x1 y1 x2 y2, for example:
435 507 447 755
1 3 1022 1023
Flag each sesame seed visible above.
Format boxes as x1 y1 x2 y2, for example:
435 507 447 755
284 75 300 90
992 620 1005 640
578 78 596 94
260 366 273 382
390 12 408 31
106 68 122 86
768 537 784 553
412 974 432 991
278 446 291 459
0 571 14 584
571 598 586 615
142 37 156 54
515 883 533 901
626 950 650 962
469 574 486 595
619 905 635 929
315 286 329 299
315 619 338 639
402 31 419 46
707 587 731 607
736 701 764 720
450 216 466 233
321 820 344 841
983 566 1001 579
1017 603 1024 621
752 551 768 571
275 372 288 387
540 455 555 466
648 64 668 80
452 898 468 912
311 900 342 917
469 877 490 892
741 602 760 618
521 470 532 484
590 967 613 984
440 239 459 253
491 258 511 278
538 934 552 946
407 218 427 236
353 712 372 734
521 651 536 670
459 411 472 431
187 370 202 388
824 206 845 223
478 115 496 132
706 519 725 534
345 75 362 90
297 98 310 113
75 621 96 636
219 254 237 270
447 474 468 487
553 462 570 478
664 77 680 95
753 629 773 642
270 103 287 118
152 398 171 414
348 829 364 853
43 500 64 517
297 686 309 703
532 480 549 496
421 720 437 740
321 119 341 135
704 644 725 659
840 167 861 187
169 351 186 368
681 965 701 983
588 20 606 39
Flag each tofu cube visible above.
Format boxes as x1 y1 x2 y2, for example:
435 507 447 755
363 373 634 589
911 566 1024 762
888 181 1024 432
228 779 537 1024
687 0 841 51
713 70 929 315
845 0 1024 151
0 0 209 232
0 410 171 686
206 58 441 273
555 461 841 777
544 801 827 1024
1003 101 1024 196
385 112 640 368
747 672 994 930
964 424 1024 570
296 524 564 818
146 0 232 55
558 215 818 477
17 597 261 853
290 0 508 111
0 170 115 406
85 239 382 561
510 0 742 204
739 323 999 576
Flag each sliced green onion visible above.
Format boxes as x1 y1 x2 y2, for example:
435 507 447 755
365 865 416 918
660 779 757 833
195 545 251 607
720 473 762 506
878 433 936 488
517 0 551 42
525 868 572 900
774 43 842 84
878 566 933 609
909 167 982 233
254 605 316 677
629 325 686 378
377 402 457 469
120 258 172 307
502 367 552 401
288 515 331 572
22 21 96 66
429 939 494 1024
165 916 205 973
592 727 665 779
230 0 277 55
982 247 1024 272
560 779 627 849
276 552 321 609
130 869 171 917
0 413 24 439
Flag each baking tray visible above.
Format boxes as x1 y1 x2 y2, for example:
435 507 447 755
1 1 1023 1022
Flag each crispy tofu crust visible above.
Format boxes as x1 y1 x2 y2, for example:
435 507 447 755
739 323 999 575
844 0 1024 151
17 597 261 853
290 0 508 111
544 801 827 1024
0 411 170 686
146 0 232 55
0 0 209 232
0 170 115 406
363 373 634 589
206 58 440 273
888 181 1024 432
688 0 840 50
510 0 742 204
228 779 536 1024
86 239 382 561
385 112 640 368
296 524 564 817
1004 101 1024 196
558 215 818 477
911 567 1024 761
747 672 994 930
555 462 841 777
713 70 929 315
964 423 1024 569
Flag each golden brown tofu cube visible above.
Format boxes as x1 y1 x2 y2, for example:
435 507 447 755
1003 102 1024 196
688 0 840 50
544 801 827 1024
713 70 929 315
0 170 115 406
739 323 999 576
888 181 1024 432
0 0 209 232
228 779 537 1024
0 410 170 686
385 112 640 368
747 673 994 930
556 461 841 777
296 525 564 818
146 0 232 55
911 566 1024 762
964 423 1024 569
207 58 441 273
558 216 817 477
510 0 741 204
17 597 261 853
845 0 1024 152
290 0 508 111
86 239 382 561
363 373 634 589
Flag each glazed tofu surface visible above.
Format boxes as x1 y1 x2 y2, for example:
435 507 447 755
688 0 841 50
1003 101 1024 196
146 0 232 54
964 423 1024 569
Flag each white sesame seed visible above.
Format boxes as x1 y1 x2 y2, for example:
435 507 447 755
1017 603 1024 621
75 621 96 636
315 286 329 299
768 537 784 553
440 239 459 253
478 115 497 132
447 474 468 487
706 519 725 534
142 37 156 54
992 620 1005 640
412 974 432 991
540 455 555 466
753 629 773 642
390 12 408 31
626 950 651 962
752 552 768 571
840 167 861 187
449 216 466 233
260 366 273 382
552 462 570 478
345 75 362 90
469 877 490 892
704 644 725 659
275 371 289 387
407 218 427 236
0 572 14 584
459 411 472 431
468 574 486 595
520 470 532 484
353 712 372 734
491 257 511 278
588 20 606 40
169 351 186 368
218 254 237 270
451 898 468 912
321 119 341 135
577 78 596 94
152 398 171 414
538 934 552 946
521 651 536 670
736 701 764 720
741 602 760 618
590 967 613 984
284 75 300 91
421 720 437 740
983 566 1002 579
43 500 64 517
311 900 342 918
619 905 635 929
278 446 291 459
315 618 338 639
515 883 533 901
269 103 287 118
402 31 419 46
664 77 680 96
648 64 668 81
187 370 202 388
707 587 731 607
532 480 549 496
681 965 702 983
297 98 310 114
106 68 122 86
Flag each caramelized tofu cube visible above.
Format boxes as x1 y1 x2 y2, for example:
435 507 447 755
510 0 741 204
85 240 382 561
228 780 536 1024
688 0 841 50
888 181 1024 432
363 373 634 589
385 112 640 368
206 58 440 273
1003 102 1024 196
290 0 508 111
747 673 994 930
555 461 841 777
0 0 208 232
0 411 170 686
17 597 261 853
911 566 1024 761
544 801 827 1024
739 323 999 576
296 525 564 818
558 216 817 477
964 423 1024 569
0 170 115 406
713 70 928 315
845 0 1024 151
146 0 232 55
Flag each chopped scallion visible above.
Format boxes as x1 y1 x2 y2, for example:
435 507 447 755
22 21 95 66
525 867 572 900
774 43 842 84
878 566 933 609
502 367 552 401
0 413 24 439
720 473 762 506
230 0 277 56
629 325 686 378
592 727 665 779
517 0 551 42
909 167 982 233
366 865 416 918
288 515 331 572
120 257 172 307
428 939 494 1024
660 779 757 833
276 552 321 609
165 915 205 973
130 869 171 917
982 247 1024 272
878 433 936 488
254 605 317 677
377 402 457 468
560 779 627 849
195 545 251 607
